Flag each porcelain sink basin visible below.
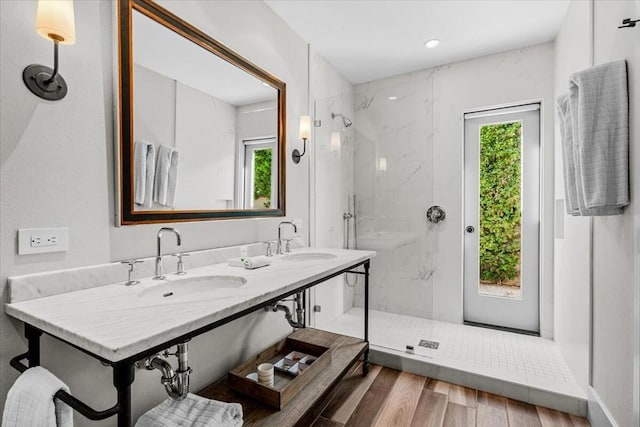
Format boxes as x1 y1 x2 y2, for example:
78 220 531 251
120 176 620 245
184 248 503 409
137 275 247 302
282 252 338 262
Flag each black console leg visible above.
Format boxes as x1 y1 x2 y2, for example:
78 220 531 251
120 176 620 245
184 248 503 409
363 260 370 376
25 324 43 367
114 362 135 427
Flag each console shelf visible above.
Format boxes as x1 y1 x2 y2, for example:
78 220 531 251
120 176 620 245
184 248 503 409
199 328 368 426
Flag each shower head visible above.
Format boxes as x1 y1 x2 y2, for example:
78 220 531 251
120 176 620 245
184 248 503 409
331 112 353 128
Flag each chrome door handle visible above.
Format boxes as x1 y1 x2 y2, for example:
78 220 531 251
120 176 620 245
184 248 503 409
466 226 475 233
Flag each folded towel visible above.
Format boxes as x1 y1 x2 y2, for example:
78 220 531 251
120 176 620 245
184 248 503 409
556 94 580 215
227 257 247 268
154 145 179 208
134 140 156 207
135 393 242 427
243 256 272 269
2 366 73 427
569 60 629 215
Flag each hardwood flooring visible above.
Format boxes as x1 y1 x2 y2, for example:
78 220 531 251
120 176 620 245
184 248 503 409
314 364 589 427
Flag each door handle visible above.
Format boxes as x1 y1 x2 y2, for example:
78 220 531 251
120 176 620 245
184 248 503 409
466 226 475 233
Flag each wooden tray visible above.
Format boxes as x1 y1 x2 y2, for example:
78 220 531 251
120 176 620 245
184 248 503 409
228 336 331 409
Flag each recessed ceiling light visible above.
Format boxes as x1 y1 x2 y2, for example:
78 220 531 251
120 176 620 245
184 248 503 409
388 96 397 100
424 39 440 49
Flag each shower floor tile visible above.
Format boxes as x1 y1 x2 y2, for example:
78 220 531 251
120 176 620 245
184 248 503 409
322 308 586 414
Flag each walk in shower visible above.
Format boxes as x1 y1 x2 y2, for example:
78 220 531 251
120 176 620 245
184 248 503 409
309 60 585 409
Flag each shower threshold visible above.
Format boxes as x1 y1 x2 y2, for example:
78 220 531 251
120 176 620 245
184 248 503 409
321 308 587 417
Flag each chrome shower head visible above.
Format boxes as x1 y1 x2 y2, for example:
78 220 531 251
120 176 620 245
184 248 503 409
331 112 353 128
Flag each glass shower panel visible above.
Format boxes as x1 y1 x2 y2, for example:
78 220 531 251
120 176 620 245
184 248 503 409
311 73 437 358
311 95 356 329
352 74 436 327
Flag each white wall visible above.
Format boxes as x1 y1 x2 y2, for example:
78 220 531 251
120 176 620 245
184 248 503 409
352 43 555 330
134 64 177 148
0 0 321 424
590 1 637 426
554 1 639 424
174 81 236 209
553 0 592 389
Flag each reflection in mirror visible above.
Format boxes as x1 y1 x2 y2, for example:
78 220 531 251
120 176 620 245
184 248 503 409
132 10 278 211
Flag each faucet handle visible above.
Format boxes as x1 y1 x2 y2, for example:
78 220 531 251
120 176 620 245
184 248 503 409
263 241 274 257
121 259 143 285
284 239 293 253
171 253 189 275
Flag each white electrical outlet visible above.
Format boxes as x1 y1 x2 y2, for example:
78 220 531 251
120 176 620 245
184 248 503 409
18 227 69 255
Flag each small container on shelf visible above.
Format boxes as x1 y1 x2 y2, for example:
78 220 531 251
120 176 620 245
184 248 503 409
228 336 331 409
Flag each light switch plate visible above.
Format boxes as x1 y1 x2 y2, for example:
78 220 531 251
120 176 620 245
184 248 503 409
18 227 69 255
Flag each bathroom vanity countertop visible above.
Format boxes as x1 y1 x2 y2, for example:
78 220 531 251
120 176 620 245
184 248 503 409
5 248 375 362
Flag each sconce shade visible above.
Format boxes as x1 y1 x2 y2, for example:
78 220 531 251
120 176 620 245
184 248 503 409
299 115 311 140
330 132 341 152
378 157 388 172
36 0 76 44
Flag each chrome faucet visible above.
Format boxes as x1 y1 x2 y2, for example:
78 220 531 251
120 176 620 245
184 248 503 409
277 221 297 254
154 227 181 279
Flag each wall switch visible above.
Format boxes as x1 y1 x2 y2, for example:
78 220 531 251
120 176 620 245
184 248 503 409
18 227 69 255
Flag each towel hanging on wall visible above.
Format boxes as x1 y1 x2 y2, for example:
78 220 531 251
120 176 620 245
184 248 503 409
134 140 156 207
154 145 179 208
557 60 629 216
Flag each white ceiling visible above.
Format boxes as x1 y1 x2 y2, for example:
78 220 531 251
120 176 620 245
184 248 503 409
133 10 277 106
265 0 570 84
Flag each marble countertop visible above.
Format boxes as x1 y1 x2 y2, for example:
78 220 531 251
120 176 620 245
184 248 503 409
5 248 375 362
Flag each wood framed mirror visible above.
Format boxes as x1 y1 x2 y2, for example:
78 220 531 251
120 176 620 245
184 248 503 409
117 0 286 224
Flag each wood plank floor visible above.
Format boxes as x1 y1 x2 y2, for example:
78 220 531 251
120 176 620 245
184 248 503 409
314 364 589 427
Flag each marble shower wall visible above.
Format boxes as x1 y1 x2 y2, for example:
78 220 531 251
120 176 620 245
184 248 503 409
352 43 555 326
353 70 437 319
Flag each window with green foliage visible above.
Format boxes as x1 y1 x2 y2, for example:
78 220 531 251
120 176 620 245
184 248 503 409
253 148 272 208
479 122 522 286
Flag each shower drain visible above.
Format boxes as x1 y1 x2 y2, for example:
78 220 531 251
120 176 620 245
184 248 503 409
418 339 440 349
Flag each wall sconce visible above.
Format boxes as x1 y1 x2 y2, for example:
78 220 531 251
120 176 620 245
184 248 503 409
23 0 76 101
378 157 388 172
330 132 341 153
292 115 311 164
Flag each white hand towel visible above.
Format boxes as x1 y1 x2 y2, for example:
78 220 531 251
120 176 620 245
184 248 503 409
166 149 179 208
2 366 73 427
154 145 179 207
227 257 247 268
143 143 157 207
569 60 629 215
134 140 157 207
135 393 243 427
243 256 272 269
556 94 580 215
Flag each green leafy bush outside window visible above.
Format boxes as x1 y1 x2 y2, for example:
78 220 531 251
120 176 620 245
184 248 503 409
254 149 272 208
479 122 522 285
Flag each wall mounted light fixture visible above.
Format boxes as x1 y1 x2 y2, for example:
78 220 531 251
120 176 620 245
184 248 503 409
292 115 311 164
23 0 76 101
330 132 341 153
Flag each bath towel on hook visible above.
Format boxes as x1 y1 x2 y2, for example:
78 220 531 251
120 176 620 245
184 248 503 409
557 60 629 216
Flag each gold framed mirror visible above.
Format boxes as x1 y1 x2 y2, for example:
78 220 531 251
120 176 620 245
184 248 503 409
117 0 286 224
